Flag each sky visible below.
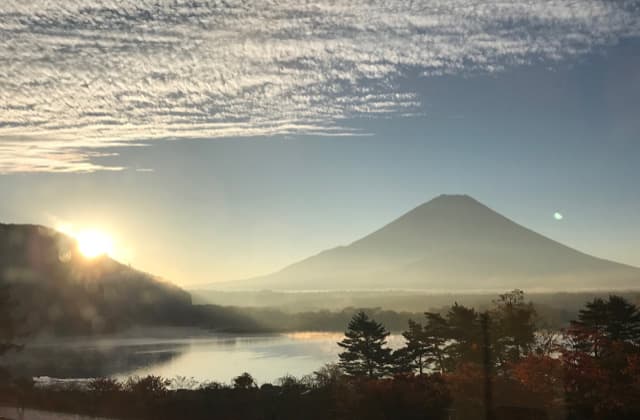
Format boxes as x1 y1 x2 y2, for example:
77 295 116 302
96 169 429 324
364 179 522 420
1 0 639 287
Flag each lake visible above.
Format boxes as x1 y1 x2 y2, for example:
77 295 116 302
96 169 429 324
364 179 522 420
11 331 405 386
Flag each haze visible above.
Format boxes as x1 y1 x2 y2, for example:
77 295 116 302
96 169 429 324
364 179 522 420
1 1 639 287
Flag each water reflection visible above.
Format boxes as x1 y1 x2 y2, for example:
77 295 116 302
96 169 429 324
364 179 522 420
5 332 406 384
6 341 187 379
120 333 348 384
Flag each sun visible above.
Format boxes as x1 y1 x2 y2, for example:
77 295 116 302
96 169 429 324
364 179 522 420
56 224 118 259
75 229 114 258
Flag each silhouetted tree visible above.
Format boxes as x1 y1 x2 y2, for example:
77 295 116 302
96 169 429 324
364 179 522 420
338 311 392 378
312 363 344 387
491 289 537 364
124 375 170 395
604 295 640 350
570 295 640 358
233 372 257 389
575 295 640 342
446 303 482 365
391 347 414 374
423 312 450 373
398 319 430 374
398 314 450 374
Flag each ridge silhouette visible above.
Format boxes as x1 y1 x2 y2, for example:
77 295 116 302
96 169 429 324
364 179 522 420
0 223 192 334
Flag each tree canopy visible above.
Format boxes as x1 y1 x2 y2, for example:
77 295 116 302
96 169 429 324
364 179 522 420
338 311 392 378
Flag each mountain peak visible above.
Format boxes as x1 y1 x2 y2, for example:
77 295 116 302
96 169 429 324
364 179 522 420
384 194 501 231
410 194 487 213
432 193 475 201
422 194 487 209
222 195 640 291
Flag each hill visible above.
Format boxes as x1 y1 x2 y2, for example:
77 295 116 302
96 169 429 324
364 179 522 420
0 223 194 335
218 195 640 291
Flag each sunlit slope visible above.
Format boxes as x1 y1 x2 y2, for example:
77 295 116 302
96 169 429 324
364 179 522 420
0 223 192 334
225 195 640 291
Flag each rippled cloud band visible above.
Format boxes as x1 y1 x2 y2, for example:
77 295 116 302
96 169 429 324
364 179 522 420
1 0 639 172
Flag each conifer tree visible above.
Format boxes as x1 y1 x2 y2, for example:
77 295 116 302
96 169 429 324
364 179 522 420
570 295 640 357
491 289 537 364
446 303 482 365
423 312 450 372
399 319 430 374
338 311 392 378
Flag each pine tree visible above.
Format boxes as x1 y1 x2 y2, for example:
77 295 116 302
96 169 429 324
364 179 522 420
446 303 482 365
491 289 537 364
398 314 450 374
400 319 430 374
570 295 640 357
423 312 449 372
604 295 640 342
337 311 392 378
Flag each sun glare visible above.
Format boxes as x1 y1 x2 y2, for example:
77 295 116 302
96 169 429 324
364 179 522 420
76 230 113 258
57 224 114 259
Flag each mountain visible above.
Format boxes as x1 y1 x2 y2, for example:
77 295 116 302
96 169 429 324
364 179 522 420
0 223 194 335
220 195 640 291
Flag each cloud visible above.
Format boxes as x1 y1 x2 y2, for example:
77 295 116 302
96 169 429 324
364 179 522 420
0 0 638 172
0 138 126 173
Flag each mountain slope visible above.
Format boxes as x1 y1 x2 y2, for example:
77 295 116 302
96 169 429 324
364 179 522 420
222 195 640 291
0 223 193 335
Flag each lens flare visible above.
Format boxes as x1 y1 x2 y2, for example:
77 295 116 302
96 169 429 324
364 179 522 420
76 230 114 258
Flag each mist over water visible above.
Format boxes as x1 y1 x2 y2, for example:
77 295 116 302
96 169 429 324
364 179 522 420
118 333 344 384
13 332 405 385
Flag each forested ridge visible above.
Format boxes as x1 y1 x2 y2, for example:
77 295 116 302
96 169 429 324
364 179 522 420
1 223 195 335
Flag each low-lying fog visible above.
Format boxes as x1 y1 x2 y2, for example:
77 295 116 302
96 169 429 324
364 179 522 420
7 328 405 385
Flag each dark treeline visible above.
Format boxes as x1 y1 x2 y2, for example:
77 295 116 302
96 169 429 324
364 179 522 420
191 290 625 333
193 305 420 332
0 371 452 420
2 290 640 420
192 288 640 314
189 290 640 333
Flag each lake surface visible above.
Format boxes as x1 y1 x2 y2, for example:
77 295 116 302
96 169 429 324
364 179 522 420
15 332 405 385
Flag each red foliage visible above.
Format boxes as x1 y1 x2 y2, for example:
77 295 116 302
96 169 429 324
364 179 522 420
560 340 640 418
510 355 563 399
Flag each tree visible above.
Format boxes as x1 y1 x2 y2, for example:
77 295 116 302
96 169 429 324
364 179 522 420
398 313 450 374
576 295 640 343
312 363 344 387
423 312 450 373
337 311 392 378
232 372 257 389
124 375 170 399
491 289 537 364
446 303 482 365
510 354 563 405
570 295 640 357
605 295 640 342
399 319 430 374
560 339 640 419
